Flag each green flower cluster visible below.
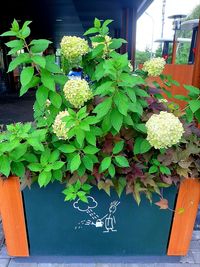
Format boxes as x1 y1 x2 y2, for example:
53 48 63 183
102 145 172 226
143 57 166 77
52 110 70 140
145 111 184 149
60 36 89 62
63 79 93 108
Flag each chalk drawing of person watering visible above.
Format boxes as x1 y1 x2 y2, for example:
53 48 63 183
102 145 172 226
73 197 120 233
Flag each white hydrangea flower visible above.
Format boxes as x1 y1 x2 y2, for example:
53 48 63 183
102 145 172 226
63 79 93 108
128 61 133 72
145 111 184 149
60 36 89 61
158 98 168 103
143 57 166 77
52 110 70 140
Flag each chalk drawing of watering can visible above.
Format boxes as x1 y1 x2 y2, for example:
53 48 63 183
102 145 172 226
95 219 104 227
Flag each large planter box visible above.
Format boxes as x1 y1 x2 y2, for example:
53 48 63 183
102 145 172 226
0 177 199 257
23 183 177 256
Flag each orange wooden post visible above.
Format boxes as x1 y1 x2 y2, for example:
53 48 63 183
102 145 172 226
192 19 200 88
0 176 29 257
168 179 200 256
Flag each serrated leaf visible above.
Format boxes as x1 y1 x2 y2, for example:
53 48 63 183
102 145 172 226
70 154 81 172
110 108 123 132
99 157 111 172
20 66 34 87
83 145 99 155
115 155 129 167
82 155 93 171
113 141 124 154
189 100 200 113
38 171 52 187
36 85 48 107
11 162 25 177
58 144 76 153
32 55 46 68
49 91 62 108
0 155 10 177
30 39 52 53
8 53 30 72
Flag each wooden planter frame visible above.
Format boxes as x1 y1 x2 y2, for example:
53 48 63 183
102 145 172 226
0 176 199 257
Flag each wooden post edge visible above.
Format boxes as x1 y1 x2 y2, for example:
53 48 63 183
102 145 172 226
167 178 200 256
0 176 29 257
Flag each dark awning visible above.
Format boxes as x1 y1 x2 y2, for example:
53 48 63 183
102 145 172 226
0 0 153 47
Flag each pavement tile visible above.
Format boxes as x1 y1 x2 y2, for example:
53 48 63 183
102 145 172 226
180 250 195 263
0 259 9 267
192 252 200 264
9 259 37 267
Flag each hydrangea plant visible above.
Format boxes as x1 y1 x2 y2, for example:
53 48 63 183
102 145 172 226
0 18 199 205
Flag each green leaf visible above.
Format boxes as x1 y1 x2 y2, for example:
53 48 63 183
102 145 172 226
113 141 124 154
113 91 129 116
52 169 63 181
27 137 44 151
49 91 62 108
189 100 200 113
5 40 23 48
82 155 93 171
38 171 52 187
70 154 81 172
184 85 200 96
93 97 112 118
51 161 65 170
109 38 127 49
134 137 151 155
11 162 25 177
84 27 99 35
102 19 113 27
174 95 190 101
58 144 76 153
8 53 30 72
99 157 112 172
20 66 34 87
83 145 99 155
110 108 123 132
185 108 194 123
49 150 60 163
12 19 19 32
30 39 52 53
108 164 115 177
0 30 17 37
20 76 40 96
10 143 27 160
36 85 49 107
85 131 96 146
94 18 101 28
135 123 147 134
45 55 62 73
125 87 136 103
116 177 126 197
28 163 43 172
31 55 46 68
149 165 158 174
76 129 85 146
160 165 171 175
41 69 55 91
114 156 129 167
0 155 10 177
40 148 51 166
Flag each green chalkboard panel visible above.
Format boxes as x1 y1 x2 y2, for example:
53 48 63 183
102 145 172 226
23 183 177 256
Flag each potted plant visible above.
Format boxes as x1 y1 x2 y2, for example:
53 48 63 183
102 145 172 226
0 18 199 257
